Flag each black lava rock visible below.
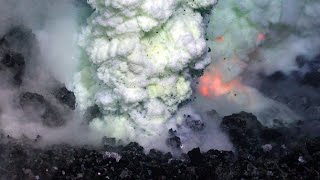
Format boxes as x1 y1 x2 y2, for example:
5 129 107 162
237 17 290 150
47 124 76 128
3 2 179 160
295 55 308 68
184 114 205 131
102 137 116 147
306 137 320 155
0 117 320 180
302 71 320 88
19 92 65 127
54 87 76 110
267 71 287 81
0 111 319 179
83 104 102 124
166 136 181 149
166 129 181 149
1 52 25 85
187 147 204 165
221 112 263 155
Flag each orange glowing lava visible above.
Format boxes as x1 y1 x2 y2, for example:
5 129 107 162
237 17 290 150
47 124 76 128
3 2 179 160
215 36 224 42
198 69 239 97
256 33 266 42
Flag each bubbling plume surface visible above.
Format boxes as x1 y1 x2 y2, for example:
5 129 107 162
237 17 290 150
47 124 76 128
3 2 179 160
74 0 221 151
75 0 320 151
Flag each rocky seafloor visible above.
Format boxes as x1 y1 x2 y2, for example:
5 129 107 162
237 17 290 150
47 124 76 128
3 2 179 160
1 26 320 180
0 112 319 180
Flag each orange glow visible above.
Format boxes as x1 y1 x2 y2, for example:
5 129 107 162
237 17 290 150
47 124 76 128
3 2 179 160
200 86 209 96
257 33 266 42
198 69 239 97
215 36 224 42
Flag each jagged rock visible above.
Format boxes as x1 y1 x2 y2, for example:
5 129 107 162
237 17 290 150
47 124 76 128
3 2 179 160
102 137 116 147
0 52 25 85
19 92 65 127
308 54 320 72
187 147 204 165
122 142 144 154
166 129 181 149
0 26 36 56
298 53 320 86
184 114 205 131
0 131 320 180
166 136 181 149
295 55 308 68
267 71 287 81
260 128 284 142
221 112 263 154
302 71 320 88
306 137 320 155
83 104 102 124
54 87 76 110
0 112 319 179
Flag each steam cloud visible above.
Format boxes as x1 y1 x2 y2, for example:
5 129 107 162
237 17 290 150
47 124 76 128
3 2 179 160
74 0 229 151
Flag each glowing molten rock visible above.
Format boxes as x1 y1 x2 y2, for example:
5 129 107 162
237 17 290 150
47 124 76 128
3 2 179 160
198 70 239 97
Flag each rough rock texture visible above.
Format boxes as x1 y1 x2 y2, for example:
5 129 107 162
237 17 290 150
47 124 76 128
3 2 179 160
0 52 25 85
54 87 76 110
221 112 264 156
0 112 319 180
19 92 65 127
166 129 182 149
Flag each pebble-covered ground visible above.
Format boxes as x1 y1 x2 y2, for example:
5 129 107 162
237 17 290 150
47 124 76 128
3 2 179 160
0 112 319 180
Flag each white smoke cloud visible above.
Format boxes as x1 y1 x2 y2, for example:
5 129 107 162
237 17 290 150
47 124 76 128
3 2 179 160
74 0 231 152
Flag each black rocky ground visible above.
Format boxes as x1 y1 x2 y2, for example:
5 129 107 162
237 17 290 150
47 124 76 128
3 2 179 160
0 112 319 180
249 53 320 121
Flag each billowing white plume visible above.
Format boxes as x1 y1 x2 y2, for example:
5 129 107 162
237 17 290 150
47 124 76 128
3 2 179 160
74 0 320 150
74 0 217 149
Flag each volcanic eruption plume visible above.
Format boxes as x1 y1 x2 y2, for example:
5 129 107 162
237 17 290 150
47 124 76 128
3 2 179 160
0 0 319 154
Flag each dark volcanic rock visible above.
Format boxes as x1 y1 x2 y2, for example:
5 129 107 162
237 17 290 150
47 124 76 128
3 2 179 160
246 53 320 122
187 147 204 165
267 71 287 81
83 104 102 124
0 112 319 179
54 87 76 110
302 71 320 88
295 55 308 68
102 137 117 147
19 92 65 127
184 114 205 131
0 52 25 85
0 26 36 56
221 112 263 155
166 129 182 149
166 136 181 149
260 128 284 142
0 121 320 180
306 137 320 154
